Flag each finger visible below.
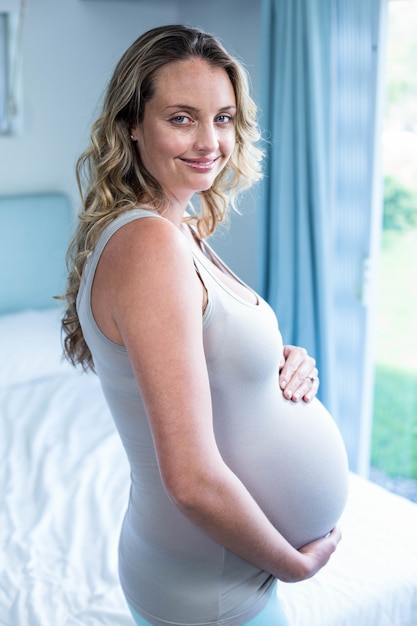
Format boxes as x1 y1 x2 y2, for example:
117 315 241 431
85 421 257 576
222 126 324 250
299 526 342 552
289 374 319 403
329 526 342 544
279 346 309 390
281 345 307 370
302 369 320 402
282 361 317 400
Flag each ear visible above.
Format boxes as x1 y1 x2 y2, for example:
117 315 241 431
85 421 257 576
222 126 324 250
130 125 139 142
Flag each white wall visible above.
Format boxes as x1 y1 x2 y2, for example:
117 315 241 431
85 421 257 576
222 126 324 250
0 0 178 201
0 0 262 287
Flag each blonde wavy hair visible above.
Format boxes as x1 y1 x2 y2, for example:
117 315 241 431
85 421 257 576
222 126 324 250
62 24 264 370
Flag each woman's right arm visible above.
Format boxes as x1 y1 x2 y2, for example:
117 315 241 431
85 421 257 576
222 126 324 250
92 217 341 583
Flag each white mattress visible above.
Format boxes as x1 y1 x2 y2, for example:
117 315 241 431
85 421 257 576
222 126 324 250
1 308 417 626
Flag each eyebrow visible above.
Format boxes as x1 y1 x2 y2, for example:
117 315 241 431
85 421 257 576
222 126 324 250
164 104 237 113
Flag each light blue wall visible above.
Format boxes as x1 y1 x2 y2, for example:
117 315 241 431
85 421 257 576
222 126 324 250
0 0 262 289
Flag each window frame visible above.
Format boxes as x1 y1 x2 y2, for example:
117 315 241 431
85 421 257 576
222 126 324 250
0 0 22 136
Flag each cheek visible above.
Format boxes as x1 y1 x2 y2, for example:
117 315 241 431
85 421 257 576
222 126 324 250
135 137 166 177
222 132 236 158
140 133 186 165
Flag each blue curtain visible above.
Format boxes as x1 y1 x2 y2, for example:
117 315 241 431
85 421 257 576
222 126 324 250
259 0 386 471
259 0 336 412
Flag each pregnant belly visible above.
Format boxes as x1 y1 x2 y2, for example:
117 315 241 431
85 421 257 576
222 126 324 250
219 396 349 549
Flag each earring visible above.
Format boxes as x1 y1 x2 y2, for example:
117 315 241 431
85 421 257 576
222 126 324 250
130 134 136 141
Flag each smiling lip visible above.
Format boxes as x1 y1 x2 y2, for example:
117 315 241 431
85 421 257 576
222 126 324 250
180 157 220 171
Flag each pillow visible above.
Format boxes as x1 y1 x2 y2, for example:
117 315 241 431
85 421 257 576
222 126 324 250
0 307 74 389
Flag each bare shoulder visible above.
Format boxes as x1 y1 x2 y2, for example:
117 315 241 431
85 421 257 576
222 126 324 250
105 214 189 265
98 214 196 291
92 214 200 344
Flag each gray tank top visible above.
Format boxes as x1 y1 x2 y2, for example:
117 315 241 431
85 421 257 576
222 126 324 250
77 209 348 626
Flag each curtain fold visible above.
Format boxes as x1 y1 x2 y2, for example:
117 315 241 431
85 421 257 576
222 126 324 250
259 0 336 413
259 0 386 471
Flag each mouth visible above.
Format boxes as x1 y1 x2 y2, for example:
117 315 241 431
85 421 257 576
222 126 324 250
180 157 220 171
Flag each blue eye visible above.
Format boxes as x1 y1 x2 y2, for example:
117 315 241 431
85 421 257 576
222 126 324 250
216 114 233 124
172 115 188 124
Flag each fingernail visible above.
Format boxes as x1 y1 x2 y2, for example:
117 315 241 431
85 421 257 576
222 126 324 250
280 379 287 389
293 392 300 402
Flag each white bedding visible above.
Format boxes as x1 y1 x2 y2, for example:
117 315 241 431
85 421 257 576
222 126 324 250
1 308 417 626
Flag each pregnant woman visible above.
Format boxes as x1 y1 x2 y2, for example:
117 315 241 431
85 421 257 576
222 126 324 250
62 25 349 626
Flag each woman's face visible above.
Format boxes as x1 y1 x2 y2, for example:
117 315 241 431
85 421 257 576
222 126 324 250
131 57 237 208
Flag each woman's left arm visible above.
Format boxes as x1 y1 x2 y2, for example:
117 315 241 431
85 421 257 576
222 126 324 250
279 345 319 403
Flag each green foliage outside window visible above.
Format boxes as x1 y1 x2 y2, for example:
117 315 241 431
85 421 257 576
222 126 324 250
383 176 417 230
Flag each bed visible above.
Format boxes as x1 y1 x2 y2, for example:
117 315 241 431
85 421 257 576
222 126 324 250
1 192 417 626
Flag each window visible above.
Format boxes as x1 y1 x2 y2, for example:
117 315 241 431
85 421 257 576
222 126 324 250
0 12 9 133
370 0 417 502
0 0 23 135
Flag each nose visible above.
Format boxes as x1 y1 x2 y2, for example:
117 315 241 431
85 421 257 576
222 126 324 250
194 121 218 153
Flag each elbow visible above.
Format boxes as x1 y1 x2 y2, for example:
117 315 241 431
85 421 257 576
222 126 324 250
167 485 199 514
161 465 218 516
164 474 205 513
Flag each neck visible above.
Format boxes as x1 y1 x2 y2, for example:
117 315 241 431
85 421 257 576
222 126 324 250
156 195 192 230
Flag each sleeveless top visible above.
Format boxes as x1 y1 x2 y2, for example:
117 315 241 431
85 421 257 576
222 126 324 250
77 209 349 626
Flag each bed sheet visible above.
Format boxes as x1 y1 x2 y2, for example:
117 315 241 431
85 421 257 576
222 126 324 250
0 367 132 626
